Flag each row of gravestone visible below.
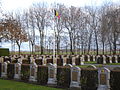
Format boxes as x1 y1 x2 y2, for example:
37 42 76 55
96 55 120 64
0 54 120 65
0 56 85 66
1 61 111 90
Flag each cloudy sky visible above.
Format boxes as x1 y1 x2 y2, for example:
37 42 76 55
1 0 120 12
0 0 120 51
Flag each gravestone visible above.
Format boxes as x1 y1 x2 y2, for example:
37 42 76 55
47 63 57 85
1 61 9 78
97 67 110 90
53 57 57 66
93 55 96 61
70 66 81 88
29 62 38 82
14 62 21 79
87 65 97 69
30 57 35 63
114 55 118 63
43 57 47 66
102 55 106 64
87 55 90 61
108 56 112 63
18 58 22 64
82 55 85 62
80 57 84 65
72 57 76 66
0 57 4 63
65 64 73 68
63 57 67 66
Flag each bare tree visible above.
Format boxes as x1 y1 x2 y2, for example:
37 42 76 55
33 2 48 55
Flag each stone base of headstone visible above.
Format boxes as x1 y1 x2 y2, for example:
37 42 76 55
29 76 37 82
47 78 57 85
1 72 7 78
81 61 84 65
63 63 66 66
97 85 110 90
70 81 81 88
14 74 20 79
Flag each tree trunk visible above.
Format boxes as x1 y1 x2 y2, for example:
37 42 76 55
102 41 105 55
31 43 34 54
95 30 99 55
113 33 117 55
18 45 20 55
88 31 93 54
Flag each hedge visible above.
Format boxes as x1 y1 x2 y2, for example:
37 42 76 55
110 70 120 90
37 65 48 85
21 64 30 82
35 59 43 65
0 48 9 56
7 63 15 79
0 63 1 77
22 60 30 64
81 68 98 90
57 66 71 88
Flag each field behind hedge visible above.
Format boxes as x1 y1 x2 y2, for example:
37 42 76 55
0 79 63 90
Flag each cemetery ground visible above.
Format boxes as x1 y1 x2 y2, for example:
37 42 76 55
0 79 63 90
0 52 120 90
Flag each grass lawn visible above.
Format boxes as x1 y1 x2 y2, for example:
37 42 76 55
84 61 97 64
0 79 63 90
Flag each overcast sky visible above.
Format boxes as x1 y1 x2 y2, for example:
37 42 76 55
1 0 120 12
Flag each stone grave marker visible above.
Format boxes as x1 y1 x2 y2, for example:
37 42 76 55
0 57 4 63
63 57 67 66
72 57 76 66
87 55 90 61
29 62 38 82
43 57 47 66
14 62 21 79
102 55 107 64
70 66 81 88
53 57 57 66
47 63 57 85
18 58 22 64
1 62 9 78
108 56 112 63
80 57 84 65
114 55 118 63
97 67 110 90
87 65 97 69
65 64 73 68
82 55 85 62
93 55 96 61
30 57 34 63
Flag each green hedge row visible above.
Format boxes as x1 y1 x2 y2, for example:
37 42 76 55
21 64 30 82
0 63 1 77
0 48 9 56
81 68 98 90
110 70 120 90
57 66 71 88
37 65 48 85
7 63 15 79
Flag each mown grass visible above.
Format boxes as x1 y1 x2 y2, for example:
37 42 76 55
84 61 97 64
0 79 63 90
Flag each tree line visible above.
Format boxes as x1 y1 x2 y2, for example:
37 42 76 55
0 2 120 55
